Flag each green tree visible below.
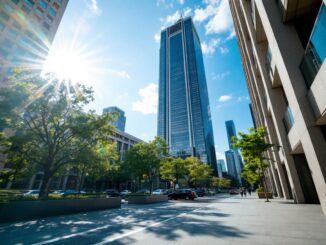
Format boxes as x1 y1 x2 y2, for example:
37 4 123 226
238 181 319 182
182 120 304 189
186 157 213 187
232 127 273 201
125 137 168 192
160 157 189 190
211 177 232 189
1 76 116 198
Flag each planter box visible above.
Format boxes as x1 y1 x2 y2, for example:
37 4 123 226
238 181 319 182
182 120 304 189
128 195 168 204
257 192 273 199
0 197 121 223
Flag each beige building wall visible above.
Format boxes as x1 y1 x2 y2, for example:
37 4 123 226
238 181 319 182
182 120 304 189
229 0 326 214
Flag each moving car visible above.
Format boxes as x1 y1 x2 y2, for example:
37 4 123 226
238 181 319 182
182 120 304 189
22 190 39 197
194 189 206 197
152 189 168 195
168 189 197 200
105 189 120 197
229 188 239 195
136 189 150 194
120 190 131 197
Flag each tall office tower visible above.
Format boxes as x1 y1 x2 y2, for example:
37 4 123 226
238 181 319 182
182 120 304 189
103 106 126 132
229 0 326 213
225 150 238 180
225 120 237 149
0 0 69 83
217 159 227 178
225 120 243 184
217 159 227 173
157 17 217 172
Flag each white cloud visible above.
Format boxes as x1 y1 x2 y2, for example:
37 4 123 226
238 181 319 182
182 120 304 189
154 33 161 43
132 83 158 115
108 69 131 80
218 95 232 102
193 5 215 23
212 71 230 80
201 38 221 55
205 1 233 35
165 10 181 25
237 96 250 102
178 0 185 5
216 151 226 162
86 0 101 15
183 7 192 17
220 46 229 55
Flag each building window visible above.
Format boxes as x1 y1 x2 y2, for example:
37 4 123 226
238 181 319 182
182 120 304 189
21 4 31 14
35 7 44 17
46 14 53 22
39 0 48 10
49 7 57 17
24 0 34 8
300 3 326 88
0 10 10 21
283 106 295 133
43 22 50 30
11 0 20 4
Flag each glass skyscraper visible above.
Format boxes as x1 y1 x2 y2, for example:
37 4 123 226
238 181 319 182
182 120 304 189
103 106 126 132
157 17 217 172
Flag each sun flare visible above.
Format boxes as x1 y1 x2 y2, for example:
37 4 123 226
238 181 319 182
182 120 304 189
42 43 94 85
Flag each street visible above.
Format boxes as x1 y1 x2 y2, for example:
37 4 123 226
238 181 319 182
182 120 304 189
1 194 326 244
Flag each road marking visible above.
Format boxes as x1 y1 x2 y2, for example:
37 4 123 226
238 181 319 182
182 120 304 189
32 197 228 245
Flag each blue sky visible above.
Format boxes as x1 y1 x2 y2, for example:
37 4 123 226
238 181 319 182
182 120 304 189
47 0 253 161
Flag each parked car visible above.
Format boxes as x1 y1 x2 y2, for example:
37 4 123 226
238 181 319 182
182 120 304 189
22 190 39 197
105 189 120 197
136 189 150 194
152 189 168 195
168 189 197 200
120 190 131 197
229 188 239 195
194 189 206 197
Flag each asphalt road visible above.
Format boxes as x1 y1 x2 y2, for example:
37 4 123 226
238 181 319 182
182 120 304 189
0 194 232 245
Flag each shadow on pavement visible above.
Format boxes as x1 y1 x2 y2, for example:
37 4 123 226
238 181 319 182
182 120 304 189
0 197 251 244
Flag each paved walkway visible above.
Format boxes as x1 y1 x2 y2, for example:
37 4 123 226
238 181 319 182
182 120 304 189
1 194 326 244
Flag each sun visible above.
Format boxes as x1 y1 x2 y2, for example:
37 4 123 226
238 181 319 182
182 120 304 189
42 42 94 85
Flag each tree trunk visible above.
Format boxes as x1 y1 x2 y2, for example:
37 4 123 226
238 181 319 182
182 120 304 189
39 172 52 199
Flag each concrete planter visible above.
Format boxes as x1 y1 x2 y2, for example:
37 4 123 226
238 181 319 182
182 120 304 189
128 195 168 204
0 197 121 223
257 192 273 199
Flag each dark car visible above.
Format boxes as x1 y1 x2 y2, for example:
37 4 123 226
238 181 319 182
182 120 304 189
105 189 120 197
194 189 206 197
168 189 197 200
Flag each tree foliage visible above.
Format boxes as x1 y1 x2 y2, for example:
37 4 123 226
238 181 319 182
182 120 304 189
232 127 273 195
160 157 189 190
186 157 213 187
211 177 232 189
0 75 117 198
124 136 168 192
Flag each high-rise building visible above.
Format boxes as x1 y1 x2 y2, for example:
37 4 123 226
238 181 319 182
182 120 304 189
217 159 226 178
217 159 227 173
103 106 126 132
225 120 243 184
0 0 69 83
229 0 326 214
157 17 217 172
225 120 237 149
225 150 238 180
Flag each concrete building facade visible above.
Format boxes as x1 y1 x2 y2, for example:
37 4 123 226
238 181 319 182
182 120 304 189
229 0 326 214
0 0 69 83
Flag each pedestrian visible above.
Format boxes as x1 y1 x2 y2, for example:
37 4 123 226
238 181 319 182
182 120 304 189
248 188 252 196
244 188 247 197
240 188 243 197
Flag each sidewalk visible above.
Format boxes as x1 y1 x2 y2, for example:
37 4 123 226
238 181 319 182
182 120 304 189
213 193 326 244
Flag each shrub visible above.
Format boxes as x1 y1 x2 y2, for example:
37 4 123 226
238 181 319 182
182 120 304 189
256 187 265 193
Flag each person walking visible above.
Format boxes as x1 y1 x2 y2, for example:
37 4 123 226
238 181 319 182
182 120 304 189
248 188 252 196
240 188 244 197
244 188 247 197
